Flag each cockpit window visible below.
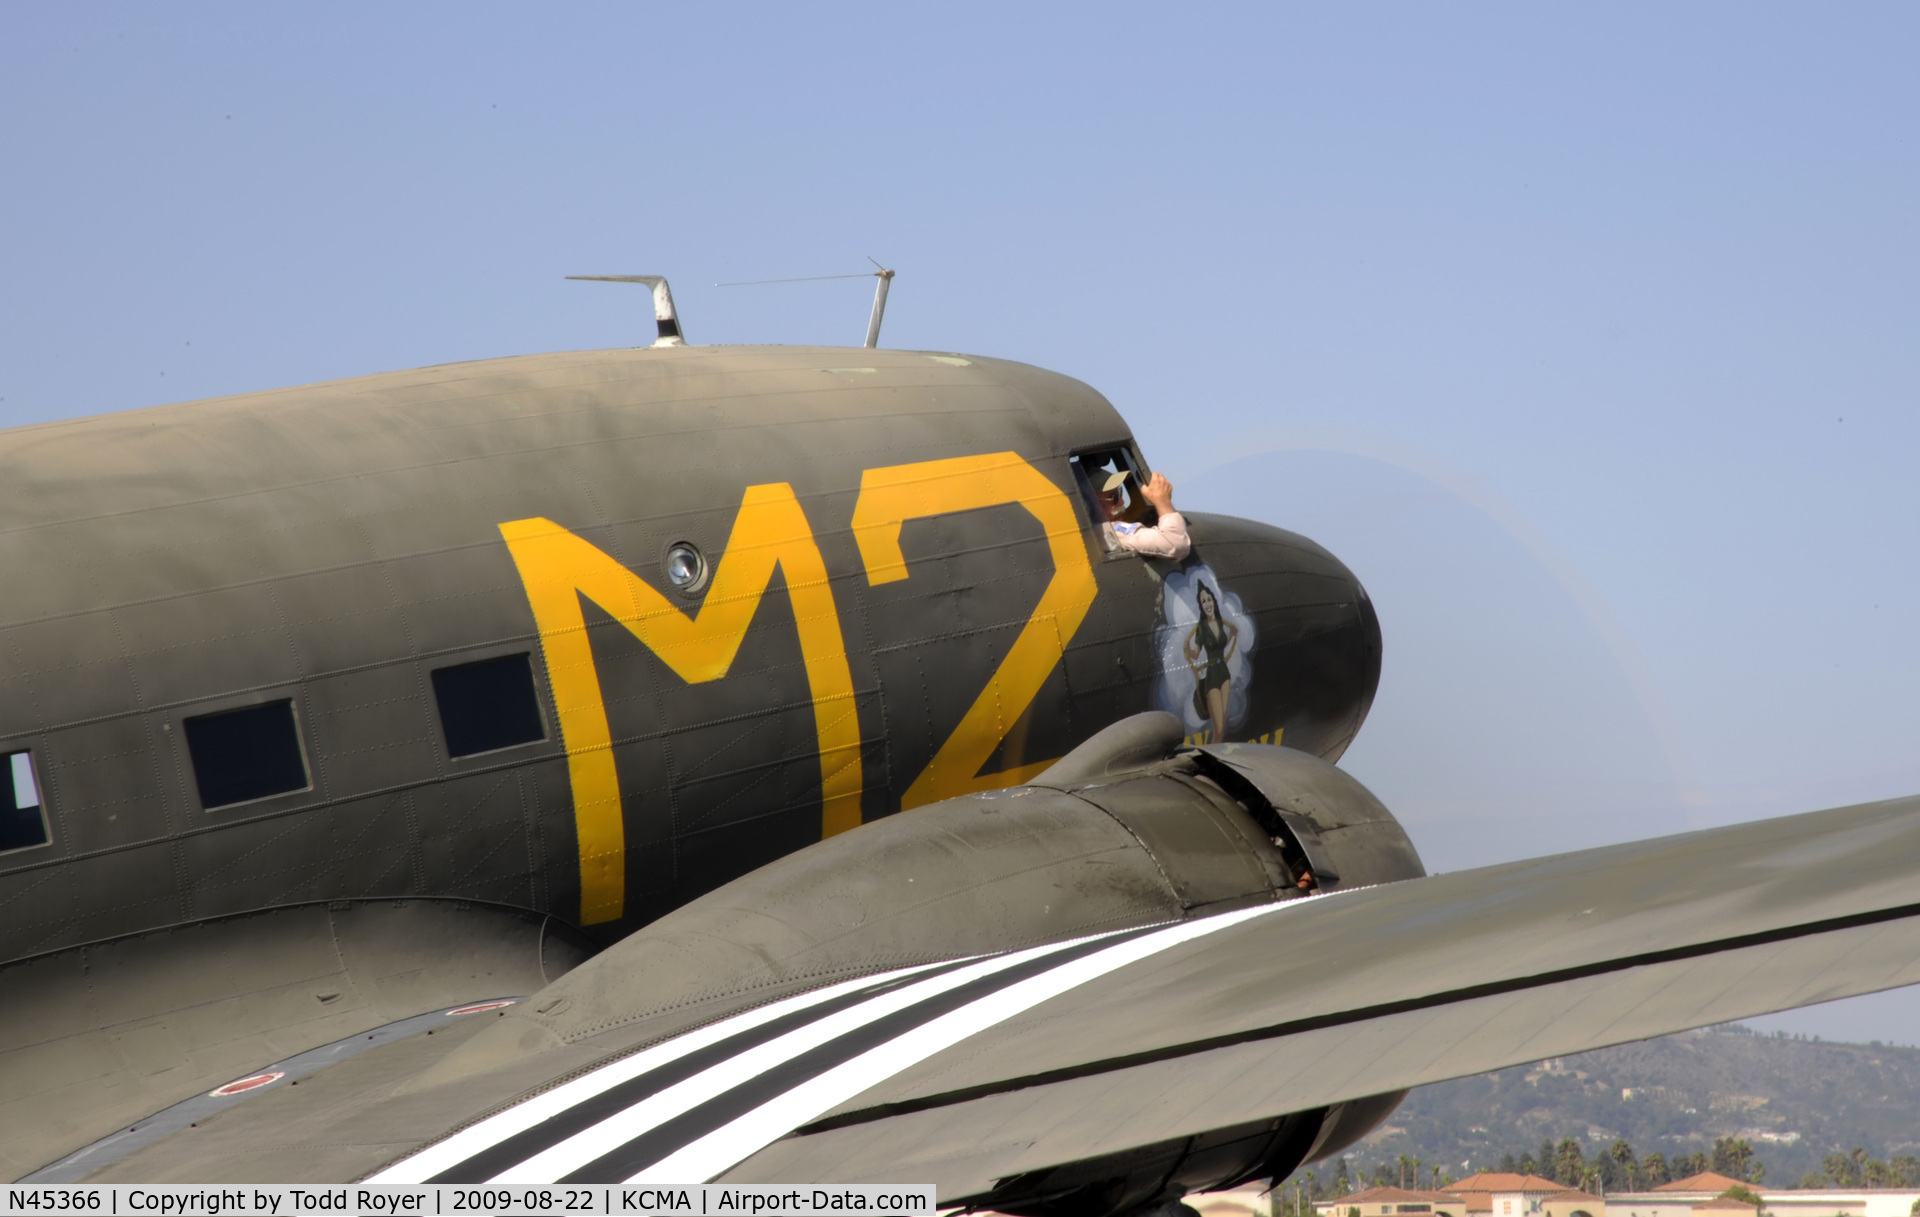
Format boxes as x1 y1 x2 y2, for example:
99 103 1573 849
1070 445 1155 553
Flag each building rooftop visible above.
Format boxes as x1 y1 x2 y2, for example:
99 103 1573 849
1446 1176 1567 1195
1654 1174 1751 1195
1443 1167 1566 1190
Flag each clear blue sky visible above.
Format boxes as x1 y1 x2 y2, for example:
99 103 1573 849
4 4 1918 1041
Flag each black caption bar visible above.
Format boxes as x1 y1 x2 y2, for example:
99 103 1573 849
1 1186 936 1217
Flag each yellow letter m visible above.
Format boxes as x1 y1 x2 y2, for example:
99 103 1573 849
500 484 862 925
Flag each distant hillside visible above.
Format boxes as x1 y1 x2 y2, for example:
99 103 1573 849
1343 1026 1920 1189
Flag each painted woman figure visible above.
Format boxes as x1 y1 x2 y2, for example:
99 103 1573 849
1183 582 1239 743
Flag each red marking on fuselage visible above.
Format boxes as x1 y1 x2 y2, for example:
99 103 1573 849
446 1000 518 1016
209 1071 284 1097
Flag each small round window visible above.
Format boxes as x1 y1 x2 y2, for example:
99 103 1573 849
664 542 708 595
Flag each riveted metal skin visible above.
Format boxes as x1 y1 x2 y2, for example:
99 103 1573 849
1194 743 1428 890
0 346 1381 965
0 900 594 1180
314 725 1424 1200
13 341 1920 1207
410 720 1367 1089
0 346 1383 1180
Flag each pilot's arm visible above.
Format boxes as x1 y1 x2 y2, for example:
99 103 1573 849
1110 472 1192 560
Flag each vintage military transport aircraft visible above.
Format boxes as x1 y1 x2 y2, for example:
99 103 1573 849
3 285 1919 1209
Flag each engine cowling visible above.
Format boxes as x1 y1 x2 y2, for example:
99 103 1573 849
428 714 1424 1209
1179 738 1428 894
968 719 1426 1216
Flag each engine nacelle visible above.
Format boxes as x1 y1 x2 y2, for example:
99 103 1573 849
962 721 1426 1216
1182 738 1428 893
430 714 1423 1209
971 1089 1411 1217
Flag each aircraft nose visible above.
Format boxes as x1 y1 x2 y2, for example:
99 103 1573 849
1156 511 1380 760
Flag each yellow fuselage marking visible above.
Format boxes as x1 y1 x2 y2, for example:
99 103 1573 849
500 484 861 925
852 452 1099 808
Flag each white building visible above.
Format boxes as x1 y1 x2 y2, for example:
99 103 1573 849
1597 1170 1920 1217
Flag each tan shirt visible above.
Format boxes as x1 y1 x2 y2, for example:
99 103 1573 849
1104 511 1191 560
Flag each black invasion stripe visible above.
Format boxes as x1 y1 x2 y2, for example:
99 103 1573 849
424 961 981 1182
556 920 1178 1182
792 894 1920 1137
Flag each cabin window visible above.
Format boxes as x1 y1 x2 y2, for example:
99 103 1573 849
432 653 547 758
1069 446 1155 553
0 750 49 852
184 700 311 809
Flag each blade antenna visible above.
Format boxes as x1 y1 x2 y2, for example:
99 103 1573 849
565 275 685 347
864 259 895 349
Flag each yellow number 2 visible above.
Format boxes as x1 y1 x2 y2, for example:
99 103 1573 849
852 453 1099 809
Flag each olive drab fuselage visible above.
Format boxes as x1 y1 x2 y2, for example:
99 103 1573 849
0 346 1380 955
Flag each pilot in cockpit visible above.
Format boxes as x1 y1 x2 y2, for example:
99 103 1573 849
1097 468 1192 560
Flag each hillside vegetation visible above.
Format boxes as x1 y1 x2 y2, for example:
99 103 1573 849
1342 1026 1920 1190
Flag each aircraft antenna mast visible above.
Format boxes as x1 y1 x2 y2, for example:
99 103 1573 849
864 260 895 349
565 274 685 347
715 259 897 347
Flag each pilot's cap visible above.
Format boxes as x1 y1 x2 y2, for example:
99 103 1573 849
1101 469 1130 492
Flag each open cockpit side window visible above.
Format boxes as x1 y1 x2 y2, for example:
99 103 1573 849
1070 444 1156 554
0 750 49 853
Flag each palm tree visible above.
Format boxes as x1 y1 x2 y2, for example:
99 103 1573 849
1554 1140 1586 1187
1611 1142 1638 1192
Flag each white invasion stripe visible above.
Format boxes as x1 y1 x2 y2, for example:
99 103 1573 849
491 934 1117 1183
368 961 947 1183
634 901 1289 1183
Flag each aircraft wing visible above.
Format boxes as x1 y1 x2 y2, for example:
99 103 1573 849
724 791 1920 1196
65 781 1920 1195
